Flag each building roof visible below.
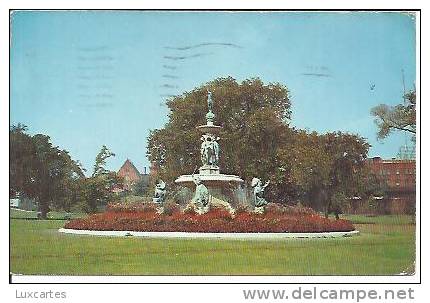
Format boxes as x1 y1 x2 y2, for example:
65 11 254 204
117 159 142 182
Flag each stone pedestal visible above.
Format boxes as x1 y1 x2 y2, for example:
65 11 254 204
199 165 220 175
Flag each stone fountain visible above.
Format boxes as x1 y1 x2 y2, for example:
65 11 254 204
175 91 244 208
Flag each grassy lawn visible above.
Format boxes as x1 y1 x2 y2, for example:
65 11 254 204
10 215 416 276
10 208 86 220
341 214 415 225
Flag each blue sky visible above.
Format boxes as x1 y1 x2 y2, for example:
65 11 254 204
10 11 416 175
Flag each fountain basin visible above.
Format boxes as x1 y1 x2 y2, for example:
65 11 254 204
196 124 222 134
175 173 243 186
175 173 245 206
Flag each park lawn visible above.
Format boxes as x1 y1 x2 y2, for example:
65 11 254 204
10 208 86 220
10 217 415 276
342 214 415 225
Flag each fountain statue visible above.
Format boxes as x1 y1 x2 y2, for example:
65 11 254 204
192 175 210 214
153 179 166 204
251 177 270 213
200 134 219 166
175 90 244 209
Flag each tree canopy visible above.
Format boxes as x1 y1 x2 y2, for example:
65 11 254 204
10 124 84 218
371 89 416 141
81 145 122 213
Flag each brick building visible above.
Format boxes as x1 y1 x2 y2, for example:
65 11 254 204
348 156 416 214
117 159 148 191
368 157 416 191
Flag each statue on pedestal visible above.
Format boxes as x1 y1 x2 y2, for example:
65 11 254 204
200 134 220 167
192 175 210 214
251 177 270 211
153 179 166 204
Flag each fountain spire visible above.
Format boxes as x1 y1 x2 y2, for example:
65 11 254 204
175 89 244 209
197 90 221 174
206 90 215 126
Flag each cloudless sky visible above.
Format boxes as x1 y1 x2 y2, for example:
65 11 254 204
10 11 416 175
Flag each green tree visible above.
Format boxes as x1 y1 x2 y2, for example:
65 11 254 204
92 145 116 177
286 130 332 207
371 89 416 140
321 132 370 218
132 177 150 197
10 125 84 218
10 124 35 197
80 146 121 213
287 130 370 216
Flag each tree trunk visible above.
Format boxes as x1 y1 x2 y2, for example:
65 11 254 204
38 200 49 219
324 191 333 219
324 201 330 218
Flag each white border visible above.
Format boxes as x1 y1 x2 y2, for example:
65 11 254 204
4 4 422 288
58 228 359 239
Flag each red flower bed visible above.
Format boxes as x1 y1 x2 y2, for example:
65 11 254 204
65 203 355 233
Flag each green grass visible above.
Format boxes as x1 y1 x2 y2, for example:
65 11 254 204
342 214 415 225
10 208 86 220
10 215 416 275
